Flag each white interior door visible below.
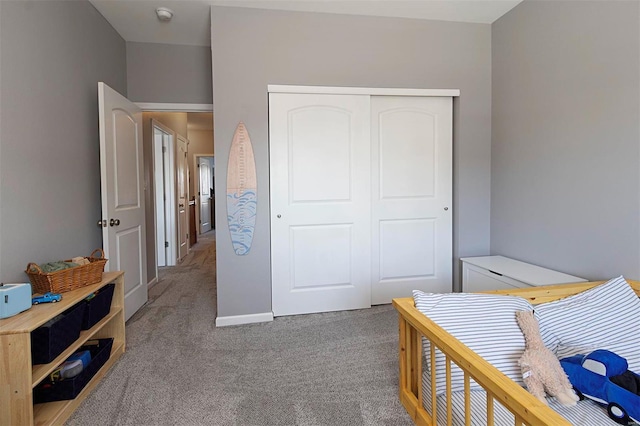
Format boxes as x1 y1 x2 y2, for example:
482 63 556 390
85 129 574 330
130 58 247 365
270 93 372 316
152 120 176 267
98 82 147 321
199 157 212 233
163 132 177 266
370 96 453 303
153 128 166 267
177 135 189 261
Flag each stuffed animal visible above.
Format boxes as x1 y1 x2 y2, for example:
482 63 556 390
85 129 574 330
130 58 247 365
515 310 579 406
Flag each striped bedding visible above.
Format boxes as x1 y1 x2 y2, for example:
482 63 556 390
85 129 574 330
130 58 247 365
421 373 620 426
413 276 640 425
536 275 640 374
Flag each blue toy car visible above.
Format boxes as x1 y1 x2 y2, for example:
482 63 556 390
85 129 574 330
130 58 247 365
32 292 62 304
561 350 640 425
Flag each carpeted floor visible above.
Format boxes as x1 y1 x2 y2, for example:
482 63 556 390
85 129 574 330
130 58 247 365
67 232 413 426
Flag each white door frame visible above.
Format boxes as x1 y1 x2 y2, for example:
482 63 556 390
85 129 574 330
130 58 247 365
194 154 214 234
136 103 213 112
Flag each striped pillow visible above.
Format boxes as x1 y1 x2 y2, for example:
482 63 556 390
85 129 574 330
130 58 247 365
536 275 640 373
413 290 533 395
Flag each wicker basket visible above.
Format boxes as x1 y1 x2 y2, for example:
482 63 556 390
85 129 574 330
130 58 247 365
26 249 108 294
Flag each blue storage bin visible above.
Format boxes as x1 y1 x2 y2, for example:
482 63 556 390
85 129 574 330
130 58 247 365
81 283 115 330
31 302 86 365
33 338 114 403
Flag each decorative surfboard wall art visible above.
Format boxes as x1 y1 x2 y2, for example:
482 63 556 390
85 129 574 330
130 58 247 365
226 122 257 255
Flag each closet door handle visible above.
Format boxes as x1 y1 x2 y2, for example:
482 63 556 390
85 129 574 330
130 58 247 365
110 219 121 227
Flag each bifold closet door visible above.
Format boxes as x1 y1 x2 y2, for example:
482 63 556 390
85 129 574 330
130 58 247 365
370 96 453 304
270 93 372 316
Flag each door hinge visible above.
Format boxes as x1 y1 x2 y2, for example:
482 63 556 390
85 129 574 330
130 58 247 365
165 241 169 248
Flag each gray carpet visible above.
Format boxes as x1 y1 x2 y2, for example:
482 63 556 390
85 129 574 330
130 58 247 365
66 232 413 426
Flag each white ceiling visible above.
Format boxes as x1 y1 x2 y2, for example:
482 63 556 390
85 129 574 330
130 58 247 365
89 0 522 47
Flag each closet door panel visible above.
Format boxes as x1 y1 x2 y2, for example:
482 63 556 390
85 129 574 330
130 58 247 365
290 108 352 202
379 218 436 279
371 96 452 304
270 93 371 316
379 109 436 199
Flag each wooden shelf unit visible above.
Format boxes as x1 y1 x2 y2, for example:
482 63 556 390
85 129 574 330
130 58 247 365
0 271 125 426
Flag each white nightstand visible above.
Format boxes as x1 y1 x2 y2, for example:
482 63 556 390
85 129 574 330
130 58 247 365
460 256 587 292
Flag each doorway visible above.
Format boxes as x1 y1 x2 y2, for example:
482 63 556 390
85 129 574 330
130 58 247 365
195 155 215 235
142 109 215 286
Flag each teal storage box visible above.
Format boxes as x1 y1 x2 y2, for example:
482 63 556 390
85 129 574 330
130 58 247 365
0 283 31 319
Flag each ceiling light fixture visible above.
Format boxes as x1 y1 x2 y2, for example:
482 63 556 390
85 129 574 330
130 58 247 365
156 7 174 22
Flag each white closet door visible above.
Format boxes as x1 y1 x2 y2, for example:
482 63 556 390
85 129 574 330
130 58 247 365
270 93 371 316
370 96 453 303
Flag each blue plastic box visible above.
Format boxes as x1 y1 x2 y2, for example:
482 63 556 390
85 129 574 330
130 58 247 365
0 283 31 319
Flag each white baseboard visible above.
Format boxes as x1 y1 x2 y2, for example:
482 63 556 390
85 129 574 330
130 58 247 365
215 312 274 327
147 277 158 289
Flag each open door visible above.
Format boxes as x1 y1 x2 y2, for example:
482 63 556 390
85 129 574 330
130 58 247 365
98 82 148 321
152 120 177 267
177 135 189 261
199 157 212 234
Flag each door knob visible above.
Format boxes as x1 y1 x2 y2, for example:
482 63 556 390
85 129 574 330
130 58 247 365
97 219 106 228
109 219 121 227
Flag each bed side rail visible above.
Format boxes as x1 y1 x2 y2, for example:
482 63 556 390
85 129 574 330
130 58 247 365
392 297 572 426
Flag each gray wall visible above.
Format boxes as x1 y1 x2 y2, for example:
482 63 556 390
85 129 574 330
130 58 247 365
0 1 126 282
0 1 4 280
491 1 640 280
211 6 492 317
127 42 212 104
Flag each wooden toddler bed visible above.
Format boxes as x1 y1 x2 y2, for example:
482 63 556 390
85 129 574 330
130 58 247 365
393 279 640 426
